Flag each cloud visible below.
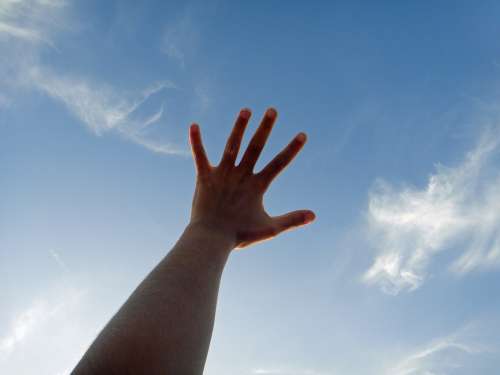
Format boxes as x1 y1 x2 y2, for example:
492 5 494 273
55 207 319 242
0 286 85 359
49 249 69 273
0 0 64 46
0 282 99 375
1 0 192 156
161 10 197 69
0 301 47 357
389 339 478 375
28 66 189 155
0 21 43 42
363 128 500 294
194 84 211 112
0 0 66 91
387 324 492 375
162 38 185 69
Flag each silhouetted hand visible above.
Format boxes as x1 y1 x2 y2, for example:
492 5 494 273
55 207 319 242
188 107 315 249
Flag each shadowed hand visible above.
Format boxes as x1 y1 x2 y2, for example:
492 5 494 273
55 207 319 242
189 107 315 249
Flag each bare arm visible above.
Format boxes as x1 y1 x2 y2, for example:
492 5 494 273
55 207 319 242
72 107 315 375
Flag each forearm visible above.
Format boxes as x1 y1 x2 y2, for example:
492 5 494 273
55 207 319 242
72 106 314 374
73 222 235 375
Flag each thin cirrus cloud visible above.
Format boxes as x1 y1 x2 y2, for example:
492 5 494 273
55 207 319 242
1 0 192 156
49 249 69 273
0 301 49 358
0 21 43 43
161 6 201 70
0 0 64 46
28 66 189 155
363 127 500 295
0 286 85 360
387 324 491 375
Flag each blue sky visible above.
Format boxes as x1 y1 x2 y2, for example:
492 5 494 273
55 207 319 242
2 0 500 374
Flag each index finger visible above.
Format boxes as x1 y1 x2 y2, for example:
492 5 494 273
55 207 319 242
189 123 210 175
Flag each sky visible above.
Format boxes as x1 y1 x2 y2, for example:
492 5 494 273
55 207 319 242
2 0 500 374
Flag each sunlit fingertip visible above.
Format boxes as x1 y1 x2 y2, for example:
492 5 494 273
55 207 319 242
304 211 316 223
265 107 277 119
296 132 307 143
190 123 200 134
240 108 252 120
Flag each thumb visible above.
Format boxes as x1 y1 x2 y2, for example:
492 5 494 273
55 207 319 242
271 210 316 235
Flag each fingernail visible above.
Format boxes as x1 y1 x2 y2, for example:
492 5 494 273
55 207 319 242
304 211 316 223
266 107 277 119
240 109 251 119
190 123 199 133
296 132 307 143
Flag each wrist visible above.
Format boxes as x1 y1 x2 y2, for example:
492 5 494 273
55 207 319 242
184 220 237 252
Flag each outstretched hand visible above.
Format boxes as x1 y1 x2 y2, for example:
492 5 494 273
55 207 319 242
189 107 315 249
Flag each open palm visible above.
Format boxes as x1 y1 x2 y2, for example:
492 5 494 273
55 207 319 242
189 107 315 249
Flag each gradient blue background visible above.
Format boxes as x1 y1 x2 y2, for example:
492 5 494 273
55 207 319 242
2 1 500 374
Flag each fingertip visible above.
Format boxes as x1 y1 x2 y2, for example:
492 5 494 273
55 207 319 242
296 132 307 143
265 107 277 119
240 108 252 120
190 123 200 134
304 211 316 223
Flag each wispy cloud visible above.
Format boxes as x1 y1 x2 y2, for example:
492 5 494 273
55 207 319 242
387 325 491 375
363 128 500 294
0 286 85 359
0 21 42 42
0 301 47 357
1 0 192 156
49 249 69 273
389 339 478 375
0 0 64 46
161 10 197 69
28 67 189 155
29 67 166 135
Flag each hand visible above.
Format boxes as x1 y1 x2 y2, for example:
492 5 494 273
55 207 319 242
188 107 316 249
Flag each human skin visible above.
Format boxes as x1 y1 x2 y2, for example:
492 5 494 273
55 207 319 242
71 107 316 375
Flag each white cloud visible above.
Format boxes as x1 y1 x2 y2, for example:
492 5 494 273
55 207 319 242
387 325 490 375
363 128 500 294
0 286 85 359
163 39 185 69
0 21 42 42
161 11 196 69
28 67 189 155
1 0 192 156
0 301 47 357
49 249 69 273
0 282 101 375
390 340 477 375
0 0 64 46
